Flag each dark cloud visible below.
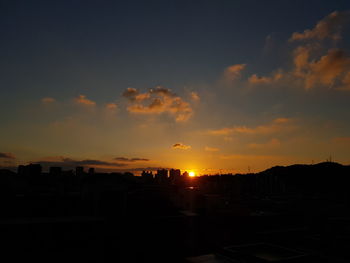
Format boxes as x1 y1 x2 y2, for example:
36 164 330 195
114 157 150 162
172 143 191 150
35 157 127 169
128 166 170 172
89 166 171 174
0 152 16 159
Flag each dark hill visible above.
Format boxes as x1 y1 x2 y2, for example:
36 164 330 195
256 162 350 197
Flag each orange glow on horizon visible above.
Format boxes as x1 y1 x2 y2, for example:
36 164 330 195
189 171 195 177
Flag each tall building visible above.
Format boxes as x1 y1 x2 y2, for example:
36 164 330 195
17 163 42 176
142 170 153 178
156 169 168 183
76 166 84 176
169 169 182 184
169 169 181 179
156 169 168 178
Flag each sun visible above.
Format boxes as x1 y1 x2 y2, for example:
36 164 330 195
189 171 195 177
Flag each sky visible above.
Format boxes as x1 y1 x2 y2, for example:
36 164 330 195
1 0 350 174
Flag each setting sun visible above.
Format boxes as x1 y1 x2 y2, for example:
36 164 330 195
189 171 195 177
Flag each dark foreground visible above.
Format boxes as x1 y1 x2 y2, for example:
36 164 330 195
1 162 350 262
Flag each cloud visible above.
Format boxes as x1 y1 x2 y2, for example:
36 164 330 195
110 166 172 174
341 71 350 89
0 152 16 159
114 157 150 162
123 88 142 101
135 93 151 101
41 97 55 104
244 11 350 90
248 74 272 85
208 127 235 136
123 87 174 102
127 166 171 172
248 71 283 85
172 143 191 150
291 12 350 90
219 154 282 160
208 118 296 136
223 64 246 82
290 44 350 89
30 157 164 174
293 45 313 78
106 103 118 110
35 156 127 169
74 95 96 106
262 33 277 56
149 86 176 97
123 86 194 122
303 48 350 89
190 91 200 102
289 11 350 42
204 146 219 152
332 137 350 144
248 138 281 149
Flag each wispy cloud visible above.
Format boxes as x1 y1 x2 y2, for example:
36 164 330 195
332 136 350 144
35 156 127 169
204 146 219 152
41 97 56 104
172 143 191 150
190 91 200 102
208 118 296 136
106 103 118 110
219 154 283 160
223 64 246 82
74 95 96 106
0 152 16 159
248 138 281 149
114 157 150 162
248 71 283 85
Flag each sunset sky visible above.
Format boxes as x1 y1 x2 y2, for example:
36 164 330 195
1 0 350 174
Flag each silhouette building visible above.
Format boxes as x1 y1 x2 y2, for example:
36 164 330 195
76 166 84 176
156 169 168 183
18 163 42 176
169 169 181 179
141 170 153 180
49 167 62 176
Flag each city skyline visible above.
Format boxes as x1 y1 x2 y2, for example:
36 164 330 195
2 1 350 174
